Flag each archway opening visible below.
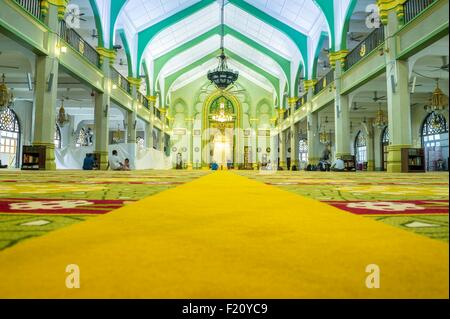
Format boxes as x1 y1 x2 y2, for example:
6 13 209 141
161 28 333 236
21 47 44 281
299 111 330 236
421 113 449 171
0 108 20 168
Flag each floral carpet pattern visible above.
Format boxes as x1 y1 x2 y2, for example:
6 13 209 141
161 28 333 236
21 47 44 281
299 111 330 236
238 171 449 242
0 170 208 251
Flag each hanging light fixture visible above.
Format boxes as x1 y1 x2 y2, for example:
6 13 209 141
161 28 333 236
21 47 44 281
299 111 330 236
373 103 387 129
0 74 12 111
430 79 447 114
56 98 70 127
319 116 331 144
207 0 239 90
212 99 234 123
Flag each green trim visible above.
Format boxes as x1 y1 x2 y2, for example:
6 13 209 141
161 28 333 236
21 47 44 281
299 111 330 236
311 32 328 80
313 0 336 51
142 60 151 96
340 0 358 51
152 25 291 92
293 63 304 98
228 0 309 78
137 0 216 76
109 0 128 49
163 49 279 100
118 29 133 76
88 0 104 47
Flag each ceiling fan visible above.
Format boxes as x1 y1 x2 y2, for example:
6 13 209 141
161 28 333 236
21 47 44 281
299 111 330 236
372 91 387 102
0 65 19 70
119 58 128 66
91 29 98 40
66 8 86 24
427 56 449 73
351 102 367 111
349 32 365 42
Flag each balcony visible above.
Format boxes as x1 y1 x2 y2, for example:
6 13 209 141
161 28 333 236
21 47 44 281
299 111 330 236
13 0 41 20
137 91 149 109
110 66 131 94
404 0 437 24
59 20 100 68
295 95 307 112
314 70 334 95
345 27 385 71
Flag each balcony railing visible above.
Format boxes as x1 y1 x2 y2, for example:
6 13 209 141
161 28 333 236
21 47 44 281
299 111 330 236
110 66 131 94
154 107 162 120
59 20 100 67
13 0 41 20
137 91 149 109
314 69 334 95
345 26 385 70
283 108 290 120
404 0 436 24
295 94 307 111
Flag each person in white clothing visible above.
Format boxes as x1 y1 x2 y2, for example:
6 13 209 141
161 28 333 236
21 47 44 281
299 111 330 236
110 150 123 171
331 157 345 172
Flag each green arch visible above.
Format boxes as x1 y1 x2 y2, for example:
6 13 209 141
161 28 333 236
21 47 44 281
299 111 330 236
163 48 280 104
340 0 358 51
313 0 336 52
118 29 133 76
152 25 290 93
311 32 329 80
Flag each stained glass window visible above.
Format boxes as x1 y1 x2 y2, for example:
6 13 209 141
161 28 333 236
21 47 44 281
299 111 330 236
355 131 367 165
137 136 145 150
0 108 20 156
422 113 448 137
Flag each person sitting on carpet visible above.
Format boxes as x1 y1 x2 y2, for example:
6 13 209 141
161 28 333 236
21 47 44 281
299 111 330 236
331 157 345 172
123 158 131 171
211 162 219 171
110 150 124 171
82 154 95 170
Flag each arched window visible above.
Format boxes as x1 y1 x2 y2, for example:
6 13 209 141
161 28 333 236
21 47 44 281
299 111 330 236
299 139 308 167
137 136 145 150
421 113 449 171
0 108 20 168
354 131 367 168
381 126 390 171
54 125 62 149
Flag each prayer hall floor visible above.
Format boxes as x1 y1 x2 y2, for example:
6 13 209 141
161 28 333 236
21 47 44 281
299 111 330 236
0 170 447 298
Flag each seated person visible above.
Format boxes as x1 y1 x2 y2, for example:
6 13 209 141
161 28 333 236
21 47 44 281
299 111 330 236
82 154 95 170
331 157 345 172
211 162 219 171
123 158 131 171
109 150 123 171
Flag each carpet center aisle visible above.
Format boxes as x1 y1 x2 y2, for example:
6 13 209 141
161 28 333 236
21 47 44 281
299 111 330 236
0 172 447 298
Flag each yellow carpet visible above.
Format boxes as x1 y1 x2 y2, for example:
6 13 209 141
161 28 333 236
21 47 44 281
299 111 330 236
0 172 447 299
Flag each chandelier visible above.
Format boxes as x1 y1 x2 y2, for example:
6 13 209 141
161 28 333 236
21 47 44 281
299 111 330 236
57 99 70 127
0 74 12 111
373 103 387 129
112 124 123 144
319 117 331 144
212 99 234 123
207 0 239 90
425 79 447 114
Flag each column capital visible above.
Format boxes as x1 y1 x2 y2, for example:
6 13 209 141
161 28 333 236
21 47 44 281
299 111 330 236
304 80 317 91
41 0 69 19
288 97 298 107
329 50 349 68
127 77 142 87
377 0 407 25
96 47 117 65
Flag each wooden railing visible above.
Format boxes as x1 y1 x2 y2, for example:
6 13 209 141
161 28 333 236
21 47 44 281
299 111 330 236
314 69 334 95
403 0 436 24
110 66 131 94
345 26 385 70
59 20 100 67
13 0 41 20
